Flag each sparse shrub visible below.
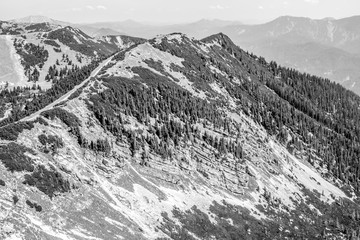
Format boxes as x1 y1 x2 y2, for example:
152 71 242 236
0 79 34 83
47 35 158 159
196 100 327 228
12 195 19 205
23 164 71 198
89 139 111 155
25 199 43 212
35 117 49 126
41 108 80 128
0 143 35 172
0 179 5 186
44 39 60 48
41 108 83 144
13 40 49 82
25 199 34 208
0 118 50 141
25 23 52 32
38 134 64 153
34 204 42 212
0 121 35 141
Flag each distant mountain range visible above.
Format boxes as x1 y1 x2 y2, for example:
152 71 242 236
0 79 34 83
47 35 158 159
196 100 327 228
0 19 144 90
221 16 360 95
10 15 70 26
78 15 360 95
80 19 242 40
5 15 360 95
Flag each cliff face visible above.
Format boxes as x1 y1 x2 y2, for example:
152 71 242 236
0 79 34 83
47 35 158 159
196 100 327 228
0 32 359 240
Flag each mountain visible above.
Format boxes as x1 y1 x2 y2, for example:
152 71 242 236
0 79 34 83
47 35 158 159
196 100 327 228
1 31 360 239
92 28 124 38
221 15 360 51
218 15 360 95
88 19 148 30
9 15 125 39
79 15 360 96
0 20 143 92
9 15 360 95
80 19 242 39
10 15 71 26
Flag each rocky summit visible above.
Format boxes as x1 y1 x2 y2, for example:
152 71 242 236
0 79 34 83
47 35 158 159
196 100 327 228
1 26 360 239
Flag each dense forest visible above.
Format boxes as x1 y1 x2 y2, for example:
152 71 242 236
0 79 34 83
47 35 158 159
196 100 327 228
13 39 49 82
87 76 244 162
0 59 101 127
86 65 360 238
47 27 117 57
198 34 360 193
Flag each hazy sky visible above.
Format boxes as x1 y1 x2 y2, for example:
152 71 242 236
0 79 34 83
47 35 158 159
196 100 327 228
2 0 360 24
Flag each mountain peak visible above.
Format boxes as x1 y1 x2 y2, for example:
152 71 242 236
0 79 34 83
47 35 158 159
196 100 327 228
194 18 242 27
201 32 236 47
92 28 123 38
270 15 312 24
152 32 190 44
11 15 51 23
321 17 336 21
10 15 69 26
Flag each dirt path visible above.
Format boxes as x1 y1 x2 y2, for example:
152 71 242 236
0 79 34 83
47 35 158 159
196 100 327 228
13 56 111 123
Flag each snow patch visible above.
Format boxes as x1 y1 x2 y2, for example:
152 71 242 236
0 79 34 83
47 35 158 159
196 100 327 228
70 228 102 240
73 35 82 44
209 82 236 108
0 35 28 88
166 33 184 42
115 36 124 48
237 29 246 35
25 214 74 240
327 20 335 42
204 41 221 49
209 65 227 77
159 185 266 221
104 217 127 228
198 43 210 53
0 107 12 122
270 140 349 204
226 108 348 212
153 34 184 44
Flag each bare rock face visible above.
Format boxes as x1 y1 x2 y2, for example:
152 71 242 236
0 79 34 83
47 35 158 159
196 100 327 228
0 32 360 240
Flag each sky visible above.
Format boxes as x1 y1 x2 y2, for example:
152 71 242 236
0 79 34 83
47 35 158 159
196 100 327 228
1 0 360 24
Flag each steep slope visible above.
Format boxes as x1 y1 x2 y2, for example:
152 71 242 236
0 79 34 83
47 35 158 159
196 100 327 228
0 20 142 88
99 35 146 49
0 20 145 122
1 32 360 240
81 15 360 96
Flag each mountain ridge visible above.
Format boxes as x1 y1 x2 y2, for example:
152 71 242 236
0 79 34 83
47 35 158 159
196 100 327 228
2 30 360 238
9 15 71 26
38 14 360 96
